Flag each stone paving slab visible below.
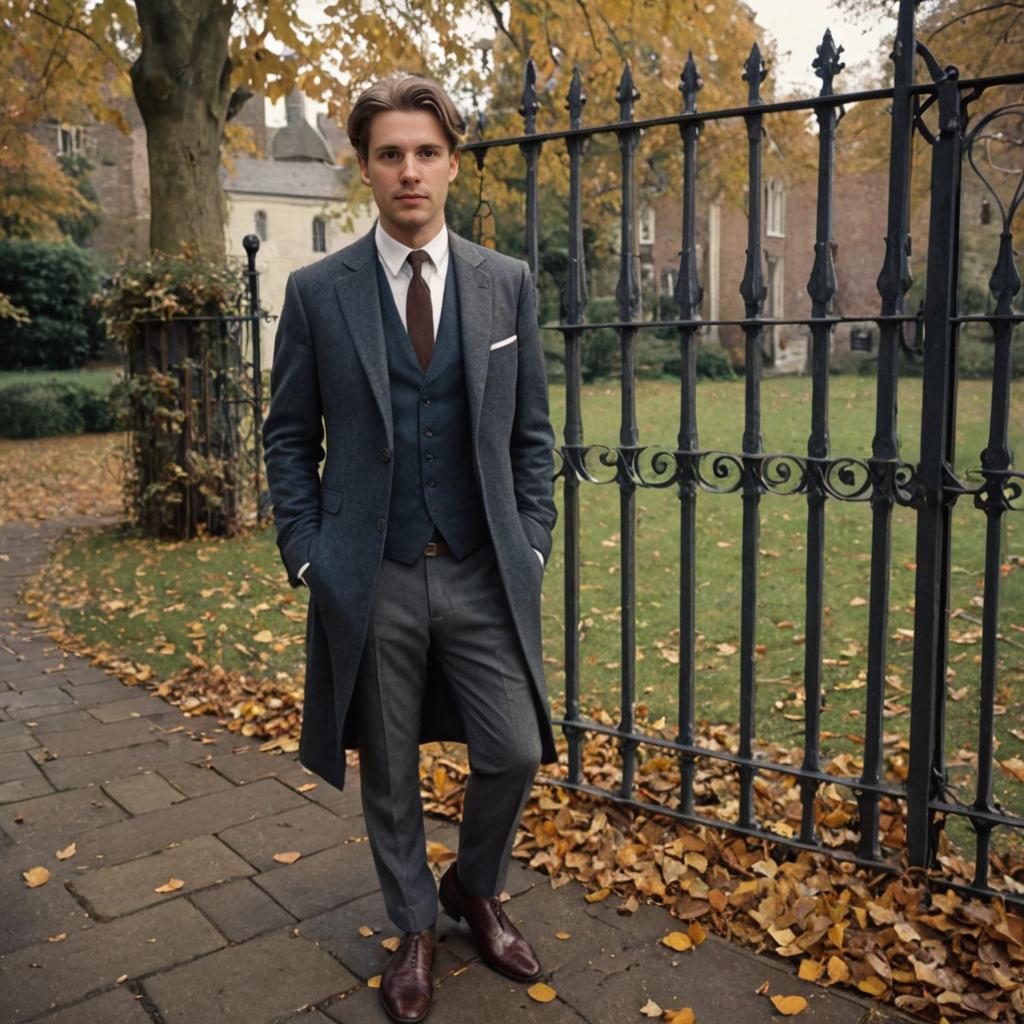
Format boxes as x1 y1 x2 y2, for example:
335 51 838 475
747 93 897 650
102 770 187 814
28 717 164 760
85 693 170 722
69 834 256 920
141 929 358 1024
0 783 127 841
217 803 349 871
0 899 226 1022
189 877 297 943
30 709 104 734
0 729 40 753
0 772 53 804
156 759 235 797
23 987 154 1024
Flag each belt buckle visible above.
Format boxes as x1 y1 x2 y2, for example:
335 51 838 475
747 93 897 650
424 542 438 557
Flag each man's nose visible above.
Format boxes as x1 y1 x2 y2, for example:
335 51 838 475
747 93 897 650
400 157 420 181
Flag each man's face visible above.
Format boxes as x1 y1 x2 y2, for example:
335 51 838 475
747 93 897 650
358 108 460 248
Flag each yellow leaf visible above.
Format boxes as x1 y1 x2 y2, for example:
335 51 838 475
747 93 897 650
687 921 707 946
296 782 318 793
153 877 184 894
55 842 76 860
252 629 274 643
273 851 301 865
358 925 374 937
381 936 401 952
664 1010 696 1024
827 956 849 982
527 982 557 1003
368 975 381 989
426 841 456 865
639 997 662 1017
555 930 571 940
798 960 825 982
770 995 808 1015
23 866 50 888
584 887 610 903
858 977 888 997
827 923 845 949
47 933 67 942
661 931 693 952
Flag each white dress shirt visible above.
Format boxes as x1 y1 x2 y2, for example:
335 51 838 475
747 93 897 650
297 220 543 584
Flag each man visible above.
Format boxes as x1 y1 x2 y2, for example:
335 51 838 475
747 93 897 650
261 72 558 1022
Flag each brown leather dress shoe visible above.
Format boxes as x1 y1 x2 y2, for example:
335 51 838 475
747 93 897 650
379 926 436 1023
439 863 542 982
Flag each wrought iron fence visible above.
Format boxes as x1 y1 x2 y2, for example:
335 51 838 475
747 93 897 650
460 0 1024 901
121 236 269 536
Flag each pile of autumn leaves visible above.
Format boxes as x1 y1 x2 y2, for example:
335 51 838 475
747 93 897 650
422 714 1024 1023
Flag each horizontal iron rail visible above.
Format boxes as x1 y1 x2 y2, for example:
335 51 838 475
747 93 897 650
544 314 921 332
552 715 905 799
460 71 1024 153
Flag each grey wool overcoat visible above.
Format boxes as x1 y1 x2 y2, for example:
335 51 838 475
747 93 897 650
261 225 559 791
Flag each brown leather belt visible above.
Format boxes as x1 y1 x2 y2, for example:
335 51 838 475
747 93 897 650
423 541 452 557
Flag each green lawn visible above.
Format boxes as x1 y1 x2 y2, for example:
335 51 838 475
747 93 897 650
42 374 1023 830
0 367 122 391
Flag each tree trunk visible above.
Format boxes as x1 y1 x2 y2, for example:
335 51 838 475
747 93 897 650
130 0 235 261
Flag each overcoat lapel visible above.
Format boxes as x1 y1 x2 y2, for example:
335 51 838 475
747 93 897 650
448 231 493 443
333 232 393 448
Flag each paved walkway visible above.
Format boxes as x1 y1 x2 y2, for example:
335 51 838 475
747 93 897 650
0 518 914 1024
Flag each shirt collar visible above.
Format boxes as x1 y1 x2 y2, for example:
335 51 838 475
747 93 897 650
375 219 449 278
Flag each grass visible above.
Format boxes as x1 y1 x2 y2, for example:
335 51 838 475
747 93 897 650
40 374 1024 830
0 366 122 391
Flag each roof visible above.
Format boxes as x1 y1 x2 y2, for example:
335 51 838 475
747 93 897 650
221 157 351 200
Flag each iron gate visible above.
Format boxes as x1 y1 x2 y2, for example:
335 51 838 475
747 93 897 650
460 0 1024 901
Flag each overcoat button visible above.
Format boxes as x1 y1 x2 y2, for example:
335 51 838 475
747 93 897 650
379 448 391 462
375 518 386 532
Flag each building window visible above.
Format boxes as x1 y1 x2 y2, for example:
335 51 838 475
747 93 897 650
254 210 268 241
56 125 84 157
312 216 326 253
765 178 785 238
638 204 655 246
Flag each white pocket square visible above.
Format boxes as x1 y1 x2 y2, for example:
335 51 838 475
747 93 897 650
490 334 517 350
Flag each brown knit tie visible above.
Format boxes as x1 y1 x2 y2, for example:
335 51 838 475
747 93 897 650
406 250 434 372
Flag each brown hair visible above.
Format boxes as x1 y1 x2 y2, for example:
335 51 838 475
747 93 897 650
346 73 466 161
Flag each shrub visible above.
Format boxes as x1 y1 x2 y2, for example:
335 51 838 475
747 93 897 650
0 377 123 439
0 241 105 370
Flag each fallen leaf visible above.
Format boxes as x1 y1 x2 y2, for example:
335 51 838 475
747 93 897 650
827 956 849 983
296 782 318 793
115 974 128 984
55 842 76 861
153 877 184 894
368 975 381 989
798 960 825 982
358 925 374 938
640 997 662 1017
662 931 693 952
381 936 401 952
687 921 707 946
47 933 66 942
770 995 808 1015
858 977 887 997
527 982 557 1003
23 866 50 888
555 930 571 940
584 887 610 903
664 1009 696 1024
272 851 302 865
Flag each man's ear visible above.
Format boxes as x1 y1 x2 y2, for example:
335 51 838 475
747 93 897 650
358 154 371 187
448 148 460 183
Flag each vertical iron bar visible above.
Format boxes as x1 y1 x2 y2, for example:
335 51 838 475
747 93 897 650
675 53 703 818
615 62 641 800
907 59 965 869
858 0 917 862
520 61 541 278
970 224 1019 888
799 31 844 845
243 234 264 524
562 66 588 786
737 44 768 830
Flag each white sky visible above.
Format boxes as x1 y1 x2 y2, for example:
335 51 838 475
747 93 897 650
266 0 894 126
746 0 891 95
